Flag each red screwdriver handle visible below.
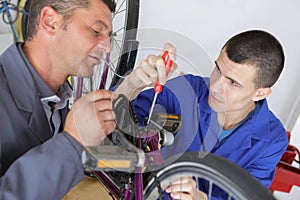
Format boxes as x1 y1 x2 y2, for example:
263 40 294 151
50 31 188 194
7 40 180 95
162 51 173 75
154 51 173 93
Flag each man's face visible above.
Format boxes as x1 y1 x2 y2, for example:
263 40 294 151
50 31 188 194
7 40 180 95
53 0 113 77
208 49 258 116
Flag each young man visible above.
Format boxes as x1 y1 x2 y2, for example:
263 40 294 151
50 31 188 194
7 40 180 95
130 30 289 199
0 0 177 199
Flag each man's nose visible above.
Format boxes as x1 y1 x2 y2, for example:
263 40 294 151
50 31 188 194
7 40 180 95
212 75 225 93
97 35 112 53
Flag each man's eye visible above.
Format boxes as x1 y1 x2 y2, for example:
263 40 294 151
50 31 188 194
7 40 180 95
91 28 100 36
230 80 239 87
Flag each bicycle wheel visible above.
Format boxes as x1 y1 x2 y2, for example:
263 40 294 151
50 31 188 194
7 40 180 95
144 152 276 200
16 0 139 95
109 0 140 88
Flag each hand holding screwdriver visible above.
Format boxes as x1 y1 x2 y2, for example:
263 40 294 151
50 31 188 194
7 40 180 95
114 43 177 102
147 51 173 125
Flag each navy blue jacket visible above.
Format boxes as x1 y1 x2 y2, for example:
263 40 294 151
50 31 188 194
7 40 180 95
132 74 288 188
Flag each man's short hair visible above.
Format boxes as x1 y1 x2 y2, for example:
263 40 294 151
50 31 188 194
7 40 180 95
26 0 116 40
223 30 285 88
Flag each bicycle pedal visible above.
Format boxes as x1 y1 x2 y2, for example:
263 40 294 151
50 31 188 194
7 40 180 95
82 146 142 172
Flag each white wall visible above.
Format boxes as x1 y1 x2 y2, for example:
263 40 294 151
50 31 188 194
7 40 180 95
0 33 14 54
138 0 300 131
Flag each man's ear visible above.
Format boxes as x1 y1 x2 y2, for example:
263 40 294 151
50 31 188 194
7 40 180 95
39 6 62 36
252 87 272 101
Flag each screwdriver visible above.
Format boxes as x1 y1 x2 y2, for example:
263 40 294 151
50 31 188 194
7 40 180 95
147 51 173 125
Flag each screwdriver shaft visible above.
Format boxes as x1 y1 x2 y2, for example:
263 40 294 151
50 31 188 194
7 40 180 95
147 93 158 125
146 51 173 125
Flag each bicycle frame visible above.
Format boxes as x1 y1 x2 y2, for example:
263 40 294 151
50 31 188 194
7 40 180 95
82 94 179 200
85 133 172 200
0 0 28 42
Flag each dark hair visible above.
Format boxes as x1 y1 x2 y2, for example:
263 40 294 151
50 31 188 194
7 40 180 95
26 0 116 40
223 30 285 88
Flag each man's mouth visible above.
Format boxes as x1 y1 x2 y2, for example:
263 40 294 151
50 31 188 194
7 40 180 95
89 55 100 64
209 93 224 103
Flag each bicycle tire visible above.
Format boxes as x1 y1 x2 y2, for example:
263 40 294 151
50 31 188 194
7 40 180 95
143 152 276 200
109 0 140 88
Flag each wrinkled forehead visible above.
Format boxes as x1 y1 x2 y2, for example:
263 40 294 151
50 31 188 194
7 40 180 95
217 50 257 87
73 0 113 30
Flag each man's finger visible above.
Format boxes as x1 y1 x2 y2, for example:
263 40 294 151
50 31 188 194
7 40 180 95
156 57 167 85
85 90 117 102
162 43 176 61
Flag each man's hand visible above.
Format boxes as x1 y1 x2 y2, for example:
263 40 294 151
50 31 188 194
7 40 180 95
115 43 178 100
165 176 208 200
64 90 117 146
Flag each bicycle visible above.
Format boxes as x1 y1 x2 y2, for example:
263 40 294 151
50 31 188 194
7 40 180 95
82 93 276 200
0 0 28 42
